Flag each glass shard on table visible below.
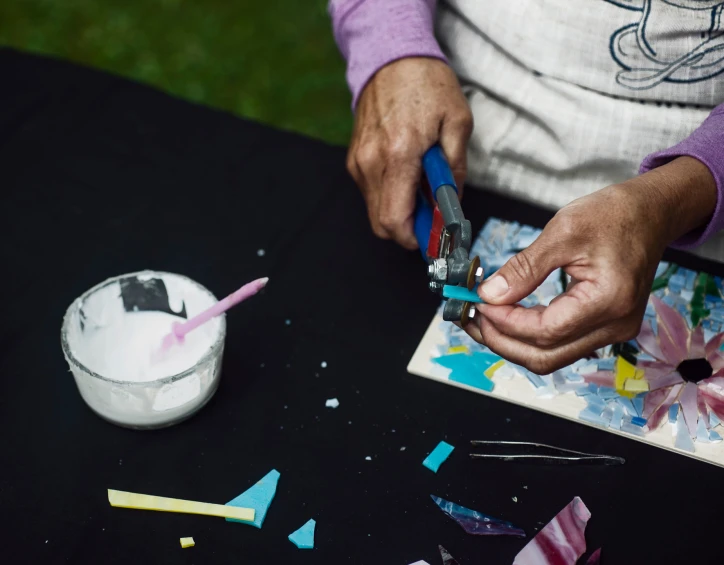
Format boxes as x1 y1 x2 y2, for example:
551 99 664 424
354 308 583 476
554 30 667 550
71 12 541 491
288 518 315 549
513 497 590 565
430 495 525 537
586 548 602 565
439 545 460 565
226 469 280 528
423 441 455 473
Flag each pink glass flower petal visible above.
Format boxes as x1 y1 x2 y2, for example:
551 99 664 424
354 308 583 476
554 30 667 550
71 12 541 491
643 388 670 419
646 371 684 391
636 320 666 363
709 352 724 373
651 296 689 364
690 326 706 359
680 382 699 439
513 497 590 565
699 377 724 420
582 371 615 387
705 332 724 361
586 548 602 565
647 384 682 431
697 388 711 429
638 360 675 371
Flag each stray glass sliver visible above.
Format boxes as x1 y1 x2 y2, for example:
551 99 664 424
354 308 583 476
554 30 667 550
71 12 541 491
469 440 625 465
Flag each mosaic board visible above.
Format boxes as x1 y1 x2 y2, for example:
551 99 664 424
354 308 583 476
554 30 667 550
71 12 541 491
408 218 724 468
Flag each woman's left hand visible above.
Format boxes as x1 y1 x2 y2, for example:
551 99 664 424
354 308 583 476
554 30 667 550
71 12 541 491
464 157 717 374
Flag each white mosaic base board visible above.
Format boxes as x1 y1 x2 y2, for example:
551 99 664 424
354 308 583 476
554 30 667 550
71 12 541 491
408 313 724 468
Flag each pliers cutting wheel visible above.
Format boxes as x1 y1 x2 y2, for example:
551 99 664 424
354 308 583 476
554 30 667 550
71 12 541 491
414 145 482 324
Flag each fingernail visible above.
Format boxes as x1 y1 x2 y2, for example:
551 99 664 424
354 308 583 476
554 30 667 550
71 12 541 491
479 275 508 299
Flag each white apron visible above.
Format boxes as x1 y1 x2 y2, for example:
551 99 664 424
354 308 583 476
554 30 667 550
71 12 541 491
436 0 724 260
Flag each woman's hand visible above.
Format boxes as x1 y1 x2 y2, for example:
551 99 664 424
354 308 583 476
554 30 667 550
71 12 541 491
347 57 473 249
465 157 718 374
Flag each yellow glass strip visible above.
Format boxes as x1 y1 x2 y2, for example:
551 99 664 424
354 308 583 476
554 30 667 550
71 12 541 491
108 489 254 522
180 537 195 548
484 360 506 378
447 345 469 355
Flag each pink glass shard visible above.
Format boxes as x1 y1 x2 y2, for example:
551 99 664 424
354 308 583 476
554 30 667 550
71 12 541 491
680 382 699 439
639 364 676 382
431 495 525 537
636 320 666 362
690 326 706 359
585 548 602 565
643 388 670 419
646 370 684 391
647 384 682 430
513 497 590 565
704 332 724 360
697 389 711 429
709 351 724 373
582 371 615 387
699 376 724 420
651 296 689 364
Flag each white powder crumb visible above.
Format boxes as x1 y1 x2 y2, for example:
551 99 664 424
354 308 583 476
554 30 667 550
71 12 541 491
119 460 122 465
523 486 528 489
321 361 327 368
365 456 372 461
512 497 518 503
348 421 352 425
325 398 339 409
285 319 291 326
400 447 406 451
257 249 265 256
45 540 48 544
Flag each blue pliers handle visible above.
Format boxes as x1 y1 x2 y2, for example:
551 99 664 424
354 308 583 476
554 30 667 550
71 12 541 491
413 144 458 256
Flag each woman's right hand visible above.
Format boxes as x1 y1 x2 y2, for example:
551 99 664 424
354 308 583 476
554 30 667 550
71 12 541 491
347 57 473 249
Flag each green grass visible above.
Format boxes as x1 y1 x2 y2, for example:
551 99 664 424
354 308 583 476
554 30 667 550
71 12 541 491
0 0 353 145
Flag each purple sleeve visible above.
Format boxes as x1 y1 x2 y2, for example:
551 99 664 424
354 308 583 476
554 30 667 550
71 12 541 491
328 0 447 109
640 105 724 249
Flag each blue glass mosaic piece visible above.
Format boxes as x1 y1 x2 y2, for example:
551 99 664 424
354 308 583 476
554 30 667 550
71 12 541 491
675 418 695 453
585 395 606 413
632 397 645 417
669 404 679 424
696 418 710 443
522 370 546 389
423 441 455 473
710 429 723 442
598 387 618 400
430 496 525 537
433 353 497 392
288 519 315 549
610 402 624 430
621 416 646 437
631 416 647 427
579 406 607 427
655 262 669 278
596 357 616 371
710 410 722 428
616 397 637 417
226 469 280 528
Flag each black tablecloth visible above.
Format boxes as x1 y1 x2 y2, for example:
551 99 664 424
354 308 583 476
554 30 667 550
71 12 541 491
2 48 722 565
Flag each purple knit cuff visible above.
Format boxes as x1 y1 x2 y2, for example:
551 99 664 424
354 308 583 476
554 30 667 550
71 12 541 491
639 106 724 249
329 0 447 109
